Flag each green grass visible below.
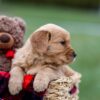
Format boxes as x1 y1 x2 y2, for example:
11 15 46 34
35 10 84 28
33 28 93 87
0 2 100 100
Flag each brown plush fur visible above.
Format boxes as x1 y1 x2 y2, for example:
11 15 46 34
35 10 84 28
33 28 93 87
0 15 26 49
8 24 81 95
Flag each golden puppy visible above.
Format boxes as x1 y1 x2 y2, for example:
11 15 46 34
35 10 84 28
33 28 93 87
8 24 81 95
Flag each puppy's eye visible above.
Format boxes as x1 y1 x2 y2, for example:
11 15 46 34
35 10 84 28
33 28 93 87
60 40 66 45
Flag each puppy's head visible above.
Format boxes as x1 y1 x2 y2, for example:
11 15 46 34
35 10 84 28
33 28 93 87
31 24 76 65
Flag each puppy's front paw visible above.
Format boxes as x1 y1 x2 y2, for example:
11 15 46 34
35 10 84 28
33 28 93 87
33 78 49 92
8 77 23 95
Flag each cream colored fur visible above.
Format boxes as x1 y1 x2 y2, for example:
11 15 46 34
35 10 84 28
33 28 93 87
8 24 81 95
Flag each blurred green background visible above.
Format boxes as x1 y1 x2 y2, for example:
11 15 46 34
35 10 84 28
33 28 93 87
0 0 100 100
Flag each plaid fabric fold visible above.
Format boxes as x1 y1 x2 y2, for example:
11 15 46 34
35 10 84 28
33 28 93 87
0 71 43 100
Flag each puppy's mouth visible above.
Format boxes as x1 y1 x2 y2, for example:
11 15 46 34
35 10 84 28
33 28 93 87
66 56 76 64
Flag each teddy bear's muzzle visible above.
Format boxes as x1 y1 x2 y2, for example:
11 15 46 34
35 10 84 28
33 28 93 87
0 32 14 49
0 34 10 43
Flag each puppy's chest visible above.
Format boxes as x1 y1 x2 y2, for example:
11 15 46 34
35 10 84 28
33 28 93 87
26 64 45 75
56 67 66 77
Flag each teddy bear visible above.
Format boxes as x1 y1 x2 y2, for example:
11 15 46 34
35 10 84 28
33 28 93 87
0 15 27 99
0 15 26 72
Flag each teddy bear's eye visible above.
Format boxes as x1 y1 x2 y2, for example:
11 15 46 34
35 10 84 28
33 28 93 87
60 40 66 45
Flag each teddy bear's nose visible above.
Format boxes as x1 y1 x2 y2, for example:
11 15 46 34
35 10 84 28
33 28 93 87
0 34 10 43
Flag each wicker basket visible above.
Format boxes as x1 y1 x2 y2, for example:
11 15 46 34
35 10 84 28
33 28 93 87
44 76 80 100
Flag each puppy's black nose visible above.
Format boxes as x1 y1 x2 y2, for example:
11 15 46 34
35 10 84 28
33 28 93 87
0 34 10 43
72 52 77 57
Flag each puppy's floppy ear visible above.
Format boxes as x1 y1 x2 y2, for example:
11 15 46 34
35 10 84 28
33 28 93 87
31 30 50 53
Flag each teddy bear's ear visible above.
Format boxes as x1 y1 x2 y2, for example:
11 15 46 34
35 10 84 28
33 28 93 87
0 15 7 19
13 17 26 33
31 30 50 54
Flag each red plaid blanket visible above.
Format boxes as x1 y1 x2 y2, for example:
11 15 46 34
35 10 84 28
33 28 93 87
0 71 44 100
